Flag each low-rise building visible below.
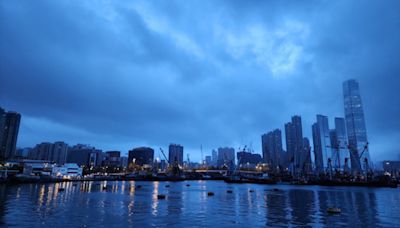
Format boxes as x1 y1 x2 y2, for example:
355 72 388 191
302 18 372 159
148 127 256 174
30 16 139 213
52 163 83 178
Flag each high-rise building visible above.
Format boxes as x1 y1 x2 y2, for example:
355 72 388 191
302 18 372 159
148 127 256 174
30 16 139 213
205 155 212 166
28 141 68 164
217 147 235 169
168 144 183 166
312 115 332 173
28 142 53 160
329 118 349 169
128 147 154 167
51 141 68 164
285 116 304 173
212 149 218 166
0 110 21 160
237 151 262 167
0 108 5 152
343 79 370 173
104 151 121 167
66 144 101 167
302 137 312 173
261 129 283 171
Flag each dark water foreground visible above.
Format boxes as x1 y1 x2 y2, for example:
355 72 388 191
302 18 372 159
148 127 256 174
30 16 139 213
0 181 399 227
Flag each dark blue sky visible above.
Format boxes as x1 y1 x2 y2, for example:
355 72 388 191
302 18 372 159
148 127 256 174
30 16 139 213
1 0 399 161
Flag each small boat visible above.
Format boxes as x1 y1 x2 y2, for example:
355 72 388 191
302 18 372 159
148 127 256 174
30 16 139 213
327 207 341 214
157 194 166 199
226 190 233 193
207 192 214 196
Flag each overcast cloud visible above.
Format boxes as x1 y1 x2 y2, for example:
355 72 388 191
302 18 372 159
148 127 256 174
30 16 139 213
1 0 399 161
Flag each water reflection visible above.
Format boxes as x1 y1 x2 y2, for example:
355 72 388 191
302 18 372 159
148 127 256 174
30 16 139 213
0 182 398 227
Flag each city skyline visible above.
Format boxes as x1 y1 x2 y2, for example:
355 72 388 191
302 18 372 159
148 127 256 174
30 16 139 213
1 1 400 162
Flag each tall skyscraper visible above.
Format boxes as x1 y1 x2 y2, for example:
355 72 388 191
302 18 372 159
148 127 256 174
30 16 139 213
343 79 370 172
312 114 332 173
262 129 283 171
285 115 303 173
168 144 184 166
330 117 349 169
0 110 21 160
302 137 312 173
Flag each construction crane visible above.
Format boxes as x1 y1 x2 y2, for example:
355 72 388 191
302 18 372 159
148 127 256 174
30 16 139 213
200 145 204 166
347 142 370 175
358 142 371 175
159 148 169 164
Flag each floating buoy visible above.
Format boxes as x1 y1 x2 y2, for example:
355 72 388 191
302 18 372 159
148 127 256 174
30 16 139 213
58 188 65 191
227 190 233 193
136 185 142 189
273 188 280 192
327 207 341 214
186 184 190 187
165 185 170 188
207 192 214 196
249 190 254 193
157 194 166 199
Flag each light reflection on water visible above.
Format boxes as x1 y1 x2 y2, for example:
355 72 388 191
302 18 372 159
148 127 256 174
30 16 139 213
0 181 399 227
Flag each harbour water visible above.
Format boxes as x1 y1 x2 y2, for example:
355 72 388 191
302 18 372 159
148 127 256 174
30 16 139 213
0 181 399 227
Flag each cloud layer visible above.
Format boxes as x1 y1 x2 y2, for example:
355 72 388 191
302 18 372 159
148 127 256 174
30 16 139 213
1 0 399 161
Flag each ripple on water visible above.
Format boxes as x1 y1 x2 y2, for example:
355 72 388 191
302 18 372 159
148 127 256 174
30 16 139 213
0 181 399 227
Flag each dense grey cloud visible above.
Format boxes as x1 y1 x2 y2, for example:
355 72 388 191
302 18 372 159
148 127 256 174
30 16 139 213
1 0 399 161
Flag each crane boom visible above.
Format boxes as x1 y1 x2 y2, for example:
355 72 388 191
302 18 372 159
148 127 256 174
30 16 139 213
159 148 169 164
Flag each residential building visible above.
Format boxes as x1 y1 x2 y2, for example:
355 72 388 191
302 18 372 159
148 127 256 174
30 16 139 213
285 115 304 173
0 109 21 160
217 147 235 169
168 144 183 166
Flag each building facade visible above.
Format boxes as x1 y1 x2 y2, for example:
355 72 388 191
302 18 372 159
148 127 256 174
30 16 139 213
285 116 304 173
66 144 102 167
237 151 262 167
0 109 21 160
330 117 349 170
168 144 183 166
261 129 283 171
343 79 370 173
217 147 235 169
128 147 154 167
312 115 332 173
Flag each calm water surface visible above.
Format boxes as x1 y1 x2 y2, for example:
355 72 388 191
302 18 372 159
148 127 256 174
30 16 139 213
0 181 399 227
